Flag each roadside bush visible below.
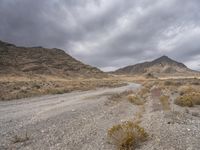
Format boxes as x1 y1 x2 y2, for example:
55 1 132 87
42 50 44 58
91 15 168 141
107 121 148 150
175 85 200 107
188 92 200 105
174 95 194 107
109 91 134 101
178 86 196 96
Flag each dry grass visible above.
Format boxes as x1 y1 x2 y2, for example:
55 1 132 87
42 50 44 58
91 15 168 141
107 90 135 106
164 80 182 86
175 92 200 107
127 95 144 105
174 95 194 107
175 83 200 107
0 76 126 100
107 121 148 150
178 86 197 96
159 95 170 110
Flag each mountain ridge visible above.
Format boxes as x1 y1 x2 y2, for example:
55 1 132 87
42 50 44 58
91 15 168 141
0 40 106 78
114 55 198 76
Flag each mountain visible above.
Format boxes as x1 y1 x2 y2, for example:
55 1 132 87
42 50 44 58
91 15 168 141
114 56 198 76
0 40 106 78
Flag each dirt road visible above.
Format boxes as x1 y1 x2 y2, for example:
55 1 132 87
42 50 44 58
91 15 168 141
0 83 140 150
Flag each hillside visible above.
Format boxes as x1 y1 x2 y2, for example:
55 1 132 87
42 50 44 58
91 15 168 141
114 56 198 76
0 40 106 78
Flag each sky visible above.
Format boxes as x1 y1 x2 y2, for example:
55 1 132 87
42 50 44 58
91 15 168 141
0 0 200 71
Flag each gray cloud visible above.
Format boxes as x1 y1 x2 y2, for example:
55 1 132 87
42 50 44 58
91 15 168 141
0 0 200 71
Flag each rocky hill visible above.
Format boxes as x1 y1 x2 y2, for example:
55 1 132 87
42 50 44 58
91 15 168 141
0 40 106 78
114 56 198 76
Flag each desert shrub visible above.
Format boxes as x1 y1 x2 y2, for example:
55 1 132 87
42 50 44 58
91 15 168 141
164 81 173 86
160 95 170 110
32 82 41 89
188 92 200 105
137 87 149 99
128 95 144 105
46 88 69 95
174 95 194 107
176 85 200 106
109 90 135 103
164 80 182 86
178 86 196 96
107 121 148 150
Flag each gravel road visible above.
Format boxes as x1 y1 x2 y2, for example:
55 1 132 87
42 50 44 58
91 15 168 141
0 83 140 150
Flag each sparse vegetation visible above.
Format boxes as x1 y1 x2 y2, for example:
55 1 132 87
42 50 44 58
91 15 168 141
107 121 148 150
174 95 194 107
164 80 182 86
179 86 196 96
175 92 200 107
137 87 149 99
127 95 144 105
0 76 126 100
174 83 200 107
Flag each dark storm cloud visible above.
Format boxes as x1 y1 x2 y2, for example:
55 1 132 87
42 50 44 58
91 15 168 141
1 0 200 71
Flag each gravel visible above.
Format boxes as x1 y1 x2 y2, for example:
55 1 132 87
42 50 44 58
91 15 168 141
0 83 140 150
1 82 200 150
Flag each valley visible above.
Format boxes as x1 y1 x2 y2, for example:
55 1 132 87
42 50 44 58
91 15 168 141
0 40 200 150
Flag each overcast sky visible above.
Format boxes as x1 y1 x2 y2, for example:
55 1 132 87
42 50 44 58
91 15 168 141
0 0 200 71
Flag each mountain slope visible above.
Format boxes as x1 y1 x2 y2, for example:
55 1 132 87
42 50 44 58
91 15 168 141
114 56 198 76
0 40 106 78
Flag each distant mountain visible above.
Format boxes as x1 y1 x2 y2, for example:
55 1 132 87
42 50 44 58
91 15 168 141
114 56 198 76
0 40 106 78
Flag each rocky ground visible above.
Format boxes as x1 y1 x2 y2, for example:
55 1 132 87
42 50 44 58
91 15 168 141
0 82 200 150
139 85 200 150
0 83 140 150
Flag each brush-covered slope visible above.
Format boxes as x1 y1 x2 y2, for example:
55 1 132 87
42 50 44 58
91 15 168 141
0 40 106 78
114 56 198 76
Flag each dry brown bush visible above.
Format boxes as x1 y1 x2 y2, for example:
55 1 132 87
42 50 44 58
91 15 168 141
107 121 148 150
174 95 194 107
175 85 200 107
127 95 144 105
